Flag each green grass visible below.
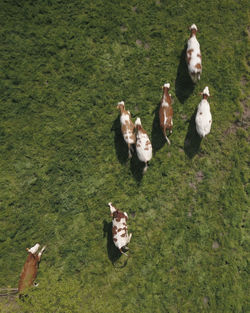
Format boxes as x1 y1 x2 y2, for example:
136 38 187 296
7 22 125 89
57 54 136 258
0 0 249 312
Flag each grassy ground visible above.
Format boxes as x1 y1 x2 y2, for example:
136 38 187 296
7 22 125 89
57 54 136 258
0 0 249 312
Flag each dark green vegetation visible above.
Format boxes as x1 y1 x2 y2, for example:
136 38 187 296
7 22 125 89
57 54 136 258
0 0 249 312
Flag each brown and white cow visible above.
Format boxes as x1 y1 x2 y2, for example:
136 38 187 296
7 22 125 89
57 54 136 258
108 202 132 256
18 243 46 294
117 101 136 158
159 83 173 145
134 117 152 173
186 24 202 83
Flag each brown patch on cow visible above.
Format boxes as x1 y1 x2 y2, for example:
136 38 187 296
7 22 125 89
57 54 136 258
159 105 173 132
137 125 147 134
113 210 127 221
144 147 149 151
113 238 117 242
209 120 211 123
197 53 202 59
121 233 126 237
200 112 202 115
123 222 127 225
136 143 141 148
187 57 191 64
118 227 127 233
18 253 40 293
187 49 193 55
112 226 117 235
195 63 201 69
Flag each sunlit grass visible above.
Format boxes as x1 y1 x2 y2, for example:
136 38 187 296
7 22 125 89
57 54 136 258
0 0 249 312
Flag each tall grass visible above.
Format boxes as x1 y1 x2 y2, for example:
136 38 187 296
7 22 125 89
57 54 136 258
0 0 249 312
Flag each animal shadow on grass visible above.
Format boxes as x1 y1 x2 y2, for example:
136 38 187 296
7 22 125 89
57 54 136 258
175 45 195 104
151 102 166 154
130 152 145 183
111 116 129 164
103 220 128 268
184 109 202 158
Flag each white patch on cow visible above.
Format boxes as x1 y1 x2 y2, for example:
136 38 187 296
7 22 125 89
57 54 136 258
195 99 212 137
187 37 201 70
162 99 169 107
120 113 130 125
27 243 40 255
136 127 152 163
187 27 202 82
164 83 170 88
164 110 167 124
118 101 124 106
112 217 131 249
171 119 173 126
120 113 135 144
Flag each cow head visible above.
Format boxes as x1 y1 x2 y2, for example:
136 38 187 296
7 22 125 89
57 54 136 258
190 24 198 36
108 202 117 216
117 101 125 110
26 243 40 255
201 86 210 99
162 82 170 92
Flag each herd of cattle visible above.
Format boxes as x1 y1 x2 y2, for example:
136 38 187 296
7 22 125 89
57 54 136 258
17 24 212 295
118 24 212 173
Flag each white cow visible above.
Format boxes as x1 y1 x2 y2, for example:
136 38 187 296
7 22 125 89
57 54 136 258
186 24 202 83
195 86 212 138
109 202 132 256
134 117 152 173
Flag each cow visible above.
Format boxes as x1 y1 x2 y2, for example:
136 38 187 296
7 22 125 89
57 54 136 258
134 117 152 173
186 24 202 83
18 243 46 294
159 83 173 145
195 86 212 138
117 101 136 158
108 202 132 256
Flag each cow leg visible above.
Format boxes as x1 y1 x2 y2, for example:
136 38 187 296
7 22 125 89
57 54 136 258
128 144 132 158
143 162 148 173
165 130 171 145
162 127 170 145
38 245 46 261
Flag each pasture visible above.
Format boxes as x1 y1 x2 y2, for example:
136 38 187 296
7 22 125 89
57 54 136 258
0 0 249 312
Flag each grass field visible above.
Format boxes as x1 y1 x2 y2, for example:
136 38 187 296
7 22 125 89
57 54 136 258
0 0 249 312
